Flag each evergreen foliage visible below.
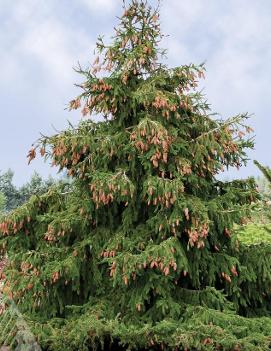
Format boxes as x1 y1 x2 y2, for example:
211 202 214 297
255 161 271 185
0 193 6 213
0 170 55 212
256 176 271 199
1 1 271 350
253 161 271 223
0 169 19 212
237 223 271 245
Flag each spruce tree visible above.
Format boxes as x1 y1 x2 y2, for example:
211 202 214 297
254 160 271 222
255 161 271 188
1 1 271 350
0 193 6 213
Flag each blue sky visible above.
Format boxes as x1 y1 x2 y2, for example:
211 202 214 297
0 0 270 185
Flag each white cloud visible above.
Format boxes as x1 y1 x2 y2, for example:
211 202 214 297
80 0 118 13
0 0 95 92
160 0 271 112
206 4 271 115
19 18 91 85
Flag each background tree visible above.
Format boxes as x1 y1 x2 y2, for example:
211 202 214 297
0 192 5 213
18 171 55 205
1 1 271 350
255 161 271 191
253 161 271 223
0 170 55 212
256 175 271 199
0 169 19 212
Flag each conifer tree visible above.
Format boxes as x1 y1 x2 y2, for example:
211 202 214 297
254 160 271 221
1 1 271 350
255 161 271 187
0 193 5 213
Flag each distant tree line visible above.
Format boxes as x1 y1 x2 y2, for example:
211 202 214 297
0 169 56 213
